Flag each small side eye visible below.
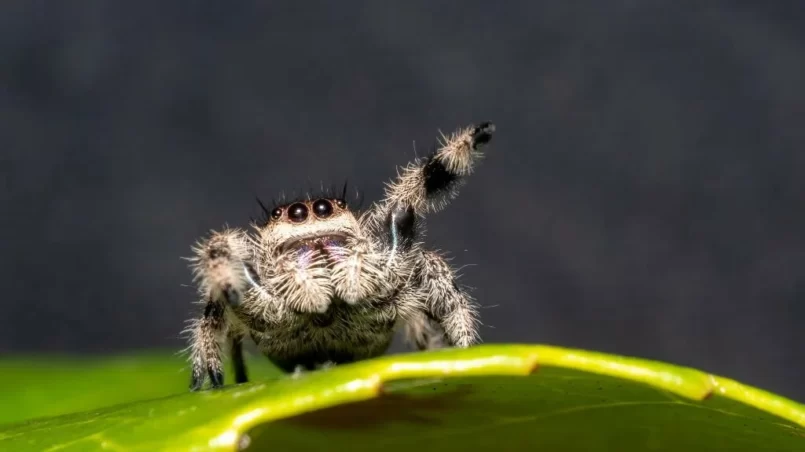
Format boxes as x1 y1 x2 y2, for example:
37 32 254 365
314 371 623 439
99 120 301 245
313 199 333 218
271 208 282 220
335 199 346 209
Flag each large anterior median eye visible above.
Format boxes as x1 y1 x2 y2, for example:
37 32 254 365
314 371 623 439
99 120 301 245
313 199 333 218
287 203 308 222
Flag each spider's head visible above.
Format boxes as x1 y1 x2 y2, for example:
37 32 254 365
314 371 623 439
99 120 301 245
259 198 358 253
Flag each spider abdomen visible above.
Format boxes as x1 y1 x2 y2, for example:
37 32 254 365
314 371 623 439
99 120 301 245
252 301 397 372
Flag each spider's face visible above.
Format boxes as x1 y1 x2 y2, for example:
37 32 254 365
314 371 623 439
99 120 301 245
260 198 358 253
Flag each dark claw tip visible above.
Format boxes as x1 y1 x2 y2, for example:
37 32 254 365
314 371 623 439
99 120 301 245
190 374 205 392
209 368 225 388
472 122 495 146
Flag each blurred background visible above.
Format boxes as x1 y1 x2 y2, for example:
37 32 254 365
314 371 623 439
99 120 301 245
1 1 803 402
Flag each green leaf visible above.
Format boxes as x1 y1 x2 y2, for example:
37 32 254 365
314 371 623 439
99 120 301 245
1 345 803 451
0 351 282 426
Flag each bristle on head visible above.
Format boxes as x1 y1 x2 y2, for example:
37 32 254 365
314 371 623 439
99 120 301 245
263 181 362 209
252 180 366 227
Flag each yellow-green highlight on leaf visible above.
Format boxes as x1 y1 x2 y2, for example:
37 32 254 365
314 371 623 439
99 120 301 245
0 344 803 451
525 345 714 400
710 375 805 429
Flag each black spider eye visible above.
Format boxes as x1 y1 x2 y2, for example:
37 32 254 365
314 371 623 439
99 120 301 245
270 208 282 220
313 199 333 218
287 203 308 223
335 199 346 209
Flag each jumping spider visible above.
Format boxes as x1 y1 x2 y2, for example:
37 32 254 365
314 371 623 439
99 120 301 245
185 121 495 390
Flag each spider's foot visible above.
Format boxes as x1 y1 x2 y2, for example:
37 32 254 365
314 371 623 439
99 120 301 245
190 373 204 392
209 367 224 388
471 121 495 147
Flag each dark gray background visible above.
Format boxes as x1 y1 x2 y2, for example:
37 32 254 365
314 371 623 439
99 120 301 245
1 1 803 401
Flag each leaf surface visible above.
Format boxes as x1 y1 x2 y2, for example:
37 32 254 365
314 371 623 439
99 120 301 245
0 345 802 451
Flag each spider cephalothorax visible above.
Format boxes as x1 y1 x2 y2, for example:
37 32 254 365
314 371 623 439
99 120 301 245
185 121 495 390
262 198 358 254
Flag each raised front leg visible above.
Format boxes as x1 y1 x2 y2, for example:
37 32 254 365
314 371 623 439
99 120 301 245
382 121 495 216
187 228 255 390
